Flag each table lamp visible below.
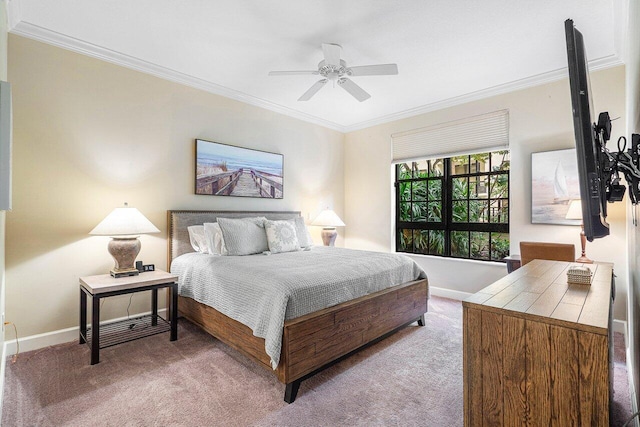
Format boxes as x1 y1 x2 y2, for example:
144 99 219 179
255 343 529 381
90 203 160 277
311 209 345 246
565 199 593 263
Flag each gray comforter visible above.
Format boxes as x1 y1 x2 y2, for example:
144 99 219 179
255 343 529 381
171 246 428 368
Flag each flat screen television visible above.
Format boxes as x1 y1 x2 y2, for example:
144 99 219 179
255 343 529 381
564 19 610 241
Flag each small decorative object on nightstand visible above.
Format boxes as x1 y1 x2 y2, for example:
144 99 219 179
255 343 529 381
90 203 160 277
311 209 345 246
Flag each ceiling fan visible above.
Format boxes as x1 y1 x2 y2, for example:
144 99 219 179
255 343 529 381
268 43 398 102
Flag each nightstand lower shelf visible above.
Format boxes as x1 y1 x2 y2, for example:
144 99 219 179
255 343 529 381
81 314 171 350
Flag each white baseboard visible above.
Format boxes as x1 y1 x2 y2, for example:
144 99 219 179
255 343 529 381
0 299 632 355
429 286 473 301
615 319 628 337
0 337 6 422
3 309 167 356
627 346 639 427
0 288 476 355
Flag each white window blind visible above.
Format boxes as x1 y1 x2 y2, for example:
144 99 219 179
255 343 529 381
391 109 509 163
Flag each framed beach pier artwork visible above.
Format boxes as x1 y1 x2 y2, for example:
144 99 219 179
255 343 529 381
195 139 284 199
531 148 581 225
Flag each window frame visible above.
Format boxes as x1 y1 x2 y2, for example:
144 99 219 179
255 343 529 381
395 151 510 261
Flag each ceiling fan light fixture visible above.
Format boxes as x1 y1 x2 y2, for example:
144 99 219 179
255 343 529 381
318 59 348 81
269 43 397 102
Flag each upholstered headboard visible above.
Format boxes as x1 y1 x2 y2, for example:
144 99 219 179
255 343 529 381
166 210 301 268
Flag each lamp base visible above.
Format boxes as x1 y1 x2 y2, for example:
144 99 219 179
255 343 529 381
576 225 593 264
321 228 338 246
110 269 139 278
108 237 141 277
575 255 593 264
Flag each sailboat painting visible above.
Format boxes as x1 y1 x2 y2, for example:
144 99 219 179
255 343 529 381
531 148 582 225
553 161 570 204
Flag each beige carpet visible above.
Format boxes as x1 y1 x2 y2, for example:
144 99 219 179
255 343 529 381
1 297 633 426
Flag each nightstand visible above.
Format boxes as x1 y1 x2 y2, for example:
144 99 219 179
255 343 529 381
79 269 178 364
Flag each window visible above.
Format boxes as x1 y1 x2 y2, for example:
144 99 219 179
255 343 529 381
395 150 510 261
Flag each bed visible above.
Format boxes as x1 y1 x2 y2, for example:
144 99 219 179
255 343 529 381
167 210 429 403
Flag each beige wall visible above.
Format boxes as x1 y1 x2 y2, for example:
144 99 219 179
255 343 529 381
344 66 628 320
6 35 345 337
1 0 8 353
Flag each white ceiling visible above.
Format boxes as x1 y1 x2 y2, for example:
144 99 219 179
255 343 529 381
6 0 626 132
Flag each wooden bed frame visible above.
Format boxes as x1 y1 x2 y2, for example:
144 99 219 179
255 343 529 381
167 210 429 403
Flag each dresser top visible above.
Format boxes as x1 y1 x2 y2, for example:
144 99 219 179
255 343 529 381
463 260 613 333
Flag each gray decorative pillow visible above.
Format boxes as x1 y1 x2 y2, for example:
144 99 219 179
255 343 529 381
216 217 268 256
290 217 313 248
265 220 301 254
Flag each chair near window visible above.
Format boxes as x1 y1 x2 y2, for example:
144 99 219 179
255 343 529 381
519 241 576 266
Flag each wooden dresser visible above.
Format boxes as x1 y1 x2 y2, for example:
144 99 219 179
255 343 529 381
462 259 614 426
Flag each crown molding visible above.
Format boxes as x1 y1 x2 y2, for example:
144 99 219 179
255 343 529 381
612 0 628 64
5 0 22 31
9 21 347 132
342 54 624 133
8 18 624 135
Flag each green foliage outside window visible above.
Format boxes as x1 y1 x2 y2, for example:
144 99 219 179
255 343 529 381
396 150 510 261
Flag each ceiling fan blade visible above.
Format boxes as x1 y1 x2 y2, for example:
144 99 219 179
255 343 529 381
298 79 328 101
268 70 319 76
338 78 371 102
349 63 398 76
322 43 342 66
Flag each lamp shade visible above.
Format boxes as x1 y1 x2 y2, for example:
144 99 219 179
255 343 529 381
311 209 345 228
565 199 583 221
90 206 160 236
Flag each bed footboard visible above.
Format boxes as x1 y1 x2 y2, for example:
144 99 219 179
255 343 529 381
280 278 428 384
178 278 428 403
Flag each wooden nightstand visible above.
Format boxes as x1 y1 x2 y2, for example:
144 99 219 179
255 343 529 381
79 270 178 364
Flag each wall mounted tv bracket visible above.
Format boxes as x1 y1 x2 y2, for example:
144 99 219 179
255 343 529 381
596 112 640 204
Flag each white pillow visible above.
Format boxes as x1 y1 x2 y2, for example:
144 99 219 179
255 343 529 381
216 217 268 256
187 225 209 254
203 222 227 256
265 220 301 254
290 217 313 248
